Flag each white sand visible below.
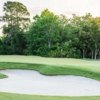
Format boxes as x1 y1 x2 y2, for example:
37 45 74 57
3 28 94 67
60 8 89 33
0 69 100 96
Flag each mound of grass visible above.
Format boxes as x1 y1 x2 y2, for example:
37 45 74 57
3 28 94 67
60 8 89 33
0 62 100 81
0 92 100 100
0 73 8 79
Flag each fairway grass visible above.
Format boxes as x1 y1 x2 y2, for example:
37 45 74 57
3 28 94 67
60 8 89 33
0 92 100 100
0 55 100 99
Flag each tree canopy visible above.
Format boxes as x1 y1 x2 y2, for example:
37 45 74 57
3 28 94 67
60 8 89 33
0 2 100 59
0 1 30 54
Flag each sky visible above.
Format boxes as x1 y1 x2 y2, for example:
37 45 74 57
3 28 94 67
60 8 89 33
0 0 100 35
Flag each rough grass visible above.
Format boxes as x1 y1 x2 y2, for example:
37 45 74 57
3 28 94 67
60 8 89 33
0 92 100 100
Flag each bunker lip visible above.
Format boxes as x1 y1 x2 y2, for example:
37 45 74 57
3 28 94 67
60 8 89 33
0 69 100 96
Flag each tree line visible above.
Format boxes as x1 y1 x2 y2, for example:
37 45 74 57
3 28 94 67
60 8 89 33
0 1 100 59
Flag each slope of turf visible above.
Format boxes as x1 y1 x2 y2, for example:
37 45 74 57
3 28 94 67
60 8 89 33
0 62 100 81
0 92 100 100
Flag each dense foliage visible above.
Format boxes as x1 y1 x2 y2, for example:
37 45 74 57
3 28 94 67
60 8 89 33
0 1 30 54
26 10 100 59
0 1 100 59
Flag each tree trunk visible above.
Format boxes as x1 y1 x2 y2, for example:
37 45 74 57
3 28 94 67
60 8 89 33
82 49 85 59
94 48 97 60
91 50 94 59
48 41 51 48
48 39 51 48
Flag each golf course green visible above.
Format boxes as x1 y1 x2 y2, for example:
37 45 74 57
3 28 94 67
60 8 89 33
0 55 100 100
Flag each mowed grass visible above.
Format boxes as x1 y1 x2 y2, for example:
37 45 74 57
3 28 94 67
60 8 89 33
0 55 100 80
0 92 100 100
0 62 100 81
0 55 100 67
0 55 100 100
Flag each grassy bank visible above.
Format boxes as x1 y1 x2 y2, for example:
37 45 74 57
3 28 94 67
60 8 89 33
0 92 100 100
0 55 100 80
0 61 100 80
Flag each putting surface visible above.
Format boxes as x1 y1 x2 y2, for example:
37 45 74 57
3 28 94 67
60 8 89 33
0 55 100 67
0 69 100 96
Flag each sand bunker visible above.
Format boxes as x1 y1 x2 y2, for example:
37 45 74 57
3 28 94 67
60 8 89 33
0 69 100 96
